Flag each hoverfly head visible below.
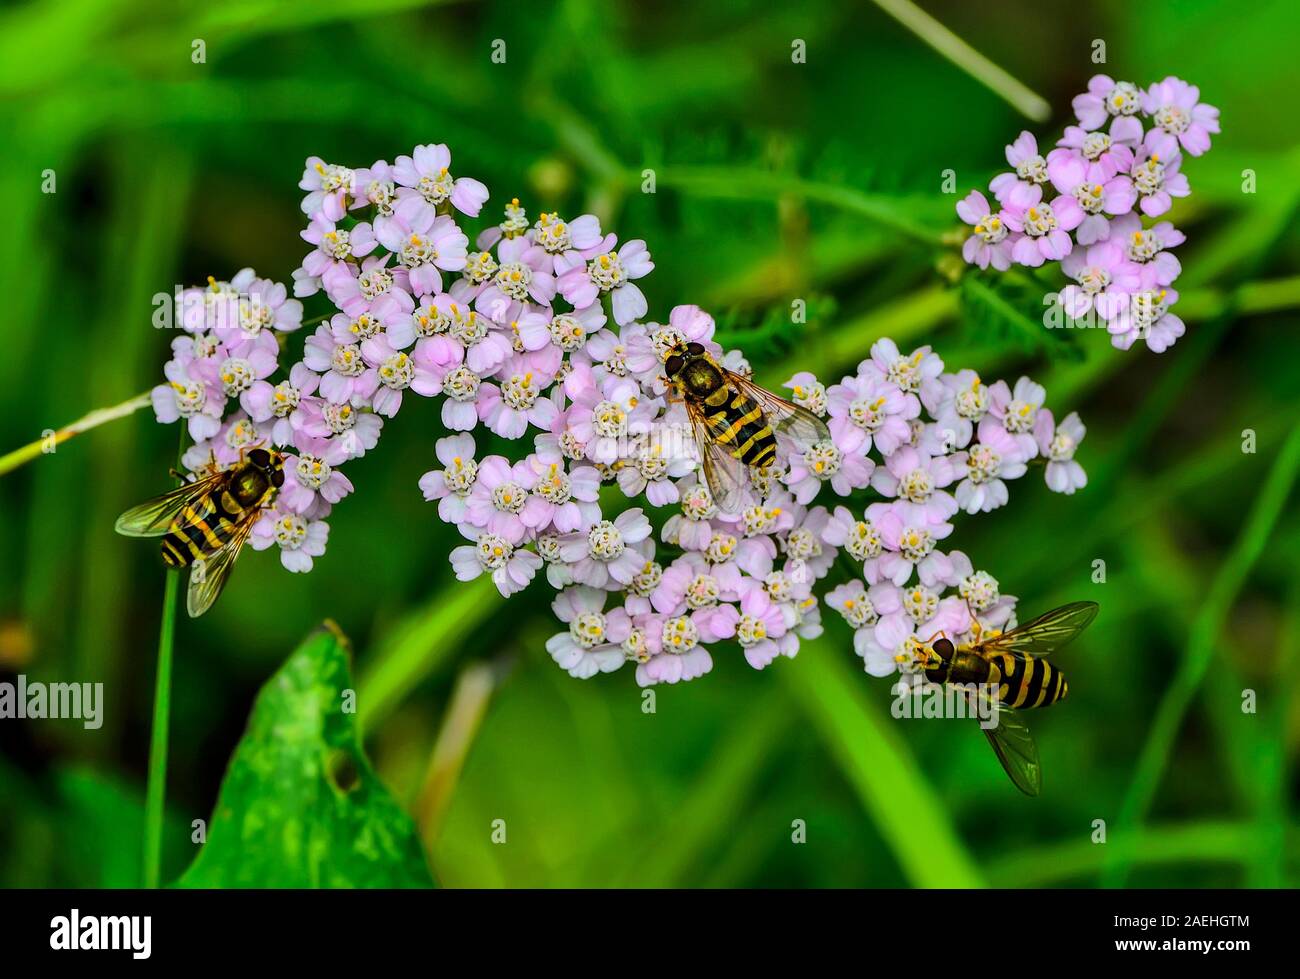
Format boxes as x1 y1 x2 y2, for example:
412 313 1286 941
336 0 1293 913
931 636 955 662
920 636 955 681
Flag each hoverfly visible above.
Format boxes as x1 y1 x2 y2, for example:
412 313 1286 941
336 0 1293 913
115 448 285 617
663 341 829 513
919 601 1099 796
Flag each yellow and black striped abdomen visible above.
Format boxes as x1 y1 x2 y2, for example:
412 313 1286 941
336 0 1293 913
159 489 246 568
988 652 1068 709
700 386 777 468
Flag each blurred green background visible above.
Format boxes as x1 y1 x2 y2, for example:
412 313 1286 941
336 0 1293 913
1 0 1298 888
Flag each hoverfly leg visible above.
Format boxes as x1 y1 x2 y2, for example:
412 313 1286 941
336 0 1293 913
964 599 984 642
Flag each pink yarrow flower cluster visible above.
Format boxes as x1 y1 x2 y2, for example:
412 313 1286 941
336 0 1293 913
145 141 1090 692
957 75 1218 354
422 323 1086 688
148 270 347 573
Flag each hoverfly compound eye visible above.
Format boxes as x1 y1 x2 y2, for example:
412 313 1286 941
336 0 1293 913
933 637 955 659
271 469 286 488
686 341 705 356
249 448 270 467
665 354 685 377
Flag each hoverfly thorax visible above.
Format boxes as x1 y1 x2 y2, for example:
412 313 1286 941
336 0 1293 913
246 446 285 480
664 341 720 398
232 448 285 505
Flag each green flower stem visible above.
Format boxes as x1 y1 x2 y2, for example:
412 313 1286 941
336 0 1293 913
142 427 187 888
644 165 947 246
0 314 332 481
142 564 179 888
0 391 152 478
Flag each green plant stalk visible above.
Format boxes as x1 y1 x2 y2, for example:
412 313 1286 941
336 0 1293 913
0 314 331 481
1101 419 1300 887
414 661 499 849
1251 569 1300 887
645 165 946 246
142 427 187 888
0 392 152 478
869 0 1051 121
142 565 179 888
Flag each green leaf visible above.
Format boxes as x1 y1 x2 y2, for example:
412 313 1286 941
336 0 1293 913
176 622 435 888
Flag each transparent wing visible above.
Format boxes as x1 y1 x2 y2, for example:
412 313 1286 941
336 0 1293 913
974 601 1099 658
186 517 256 617
115 470 229 538
723 370 830 449
982 702 1041 797
684 398 755 515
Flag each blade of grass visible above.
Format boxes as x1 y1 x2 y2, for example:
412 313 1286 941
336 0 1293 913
1101 419 1300 887
415 661 500 850
356 575 500 733
781 636 984 887
1250 565 1300 887
1128 520 1263 812
990 820 1300 887
869 0 1050 121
